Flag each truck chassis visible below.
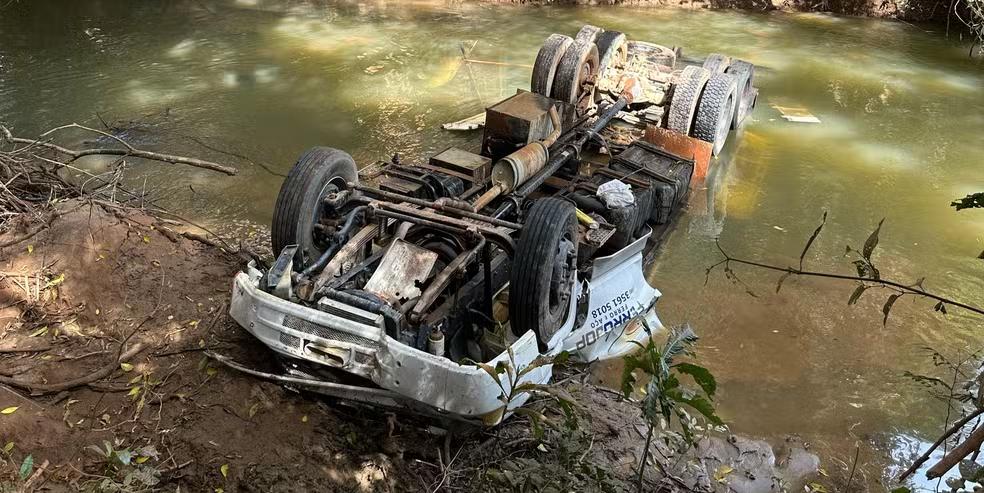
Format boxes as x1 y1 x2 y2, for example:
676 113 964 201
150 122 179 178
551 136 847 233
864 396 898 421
221 25 758 425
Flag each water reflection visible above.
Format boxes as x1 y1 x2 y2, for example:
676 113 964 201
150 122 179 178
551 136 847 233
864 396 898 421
885 432 973 492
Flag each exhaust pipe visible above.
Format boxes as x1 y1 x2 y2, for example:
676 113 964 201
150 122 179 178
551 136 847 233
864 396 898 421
472 106 562 211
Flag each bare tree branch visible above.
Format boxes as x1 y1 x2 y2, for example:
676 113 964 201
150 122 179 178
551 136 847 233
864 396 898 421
1 123 238 175
899 408 984 480
711 239 984 317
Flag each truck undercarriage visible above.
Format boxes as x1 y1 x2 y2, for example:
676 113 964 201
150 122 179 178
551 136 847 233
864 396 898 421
222 25 758 425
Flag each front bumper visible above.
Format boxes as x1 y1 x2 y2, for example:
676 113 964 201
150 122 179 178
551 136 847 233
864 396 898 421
230 263 548 424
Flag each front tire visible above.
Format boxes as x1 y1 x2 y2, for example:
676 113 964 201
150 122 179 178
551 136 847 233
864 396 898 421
509 198 579 348
271 147 359 269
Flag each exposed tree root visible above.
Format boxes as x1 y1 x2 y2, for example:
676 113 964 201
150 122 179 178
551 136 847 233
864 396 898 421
0 342 146 395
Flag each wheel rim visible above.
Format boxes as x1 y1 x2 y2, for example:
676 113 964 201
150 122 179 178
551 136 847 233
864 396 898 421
575 57 598 111
305 177 351 261
547 233 576 320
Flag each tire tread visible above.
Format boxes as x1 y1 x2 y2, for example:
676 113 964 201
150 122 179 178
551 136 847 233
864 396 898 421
510 198 577 344
668 65 711 135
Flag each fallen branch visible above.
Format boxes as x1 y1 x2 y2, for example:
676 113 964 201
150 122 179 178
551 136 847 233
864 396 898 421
0 343 145 395
708 213 984 318
927 418 984 479
0 345 52 354
711 242 984 316
97 200 248 259
898 408 984 480
1 123 238 175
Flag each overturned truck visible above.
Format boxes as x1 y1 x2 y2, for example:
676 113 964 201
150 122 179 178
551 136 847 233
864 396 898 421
224 26 757 425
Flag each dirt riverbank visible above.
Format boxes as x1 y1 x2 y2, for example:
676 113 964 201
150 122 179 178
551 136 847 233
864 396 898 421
483 0 950 23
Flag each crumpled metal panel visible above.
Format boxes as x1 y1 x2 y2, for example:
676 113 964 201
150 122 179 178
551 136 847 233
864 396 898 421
364 239 438 304
562 227 663 362
643 125 712 181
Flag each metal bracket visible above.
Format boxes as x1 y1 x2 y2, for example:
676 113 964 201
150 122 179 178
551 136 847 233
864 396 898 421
267 245 298 299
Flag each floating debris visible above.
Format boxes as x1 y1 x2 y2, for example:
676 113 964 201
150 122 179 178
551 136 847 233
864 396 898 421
774 105 821 123
441 112 485 131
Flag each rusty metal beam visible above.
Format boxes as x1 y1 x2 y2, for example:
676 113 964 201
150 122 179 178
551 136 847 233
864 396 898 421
301 224 380 300
410 237 485 324
352 184 522 230
367 206 515 255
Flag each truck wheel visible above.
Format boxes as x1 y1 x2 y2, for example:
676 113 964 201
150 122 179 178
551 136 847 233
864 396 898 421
531 34 574 98
575 24 603 44
692 72 738 156
702 53 731 74
596 31 627 75
667 65 710 135
272 147 359 269
552 40 600 110
510 198 578 348
725 59 755 129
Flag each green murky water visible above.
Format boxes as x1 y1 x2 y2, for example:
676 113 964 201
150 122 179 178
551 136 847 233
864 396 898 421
1 1 982 489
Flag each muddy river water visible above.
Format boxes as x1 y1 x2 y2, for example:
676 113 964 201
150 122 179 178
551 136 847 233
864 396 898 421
1 1 982 489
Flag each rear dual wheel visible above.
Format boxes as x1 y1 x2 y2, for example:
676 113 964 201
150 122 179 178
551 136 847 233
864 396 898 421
551 41 599 109
531 34 574 98
668 65 711 135
531 27 619 113
595 31 628 97
692 72 739 156
726 59 755 129
669 64 742 156
596 31 628 74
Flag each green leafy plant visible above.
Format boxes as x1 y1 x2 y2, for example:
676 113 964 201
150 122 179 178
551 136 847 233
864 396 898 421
621 324 722 441
82 440 160 492
477 349 582 435
475 351 623 493
125 371 162 418
620 322 722 492
18 455 32 481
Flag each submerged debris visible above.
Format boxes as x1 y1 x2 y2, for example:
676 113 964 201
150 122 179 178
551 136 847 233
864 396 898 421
774 105 821 123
